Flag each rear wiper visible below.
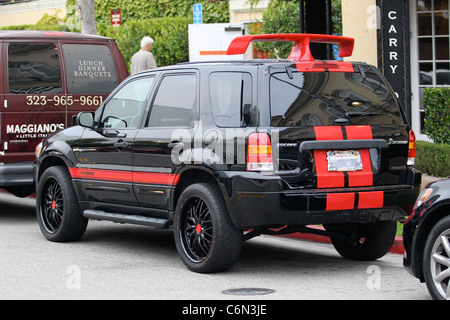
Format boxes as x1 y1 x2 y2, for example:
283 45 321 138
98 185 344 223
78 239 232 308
345 111 385 117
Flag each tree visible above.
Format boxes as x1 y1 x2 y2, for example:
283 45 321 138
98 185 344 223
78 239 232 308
77 0 97 35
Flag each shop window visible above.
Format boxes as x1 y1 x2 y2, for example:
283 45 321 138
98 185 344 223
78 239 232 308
416 0 449 133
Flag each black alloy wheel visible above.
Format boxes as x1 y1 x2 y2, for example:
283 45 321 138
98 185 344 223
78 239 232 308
174 182 242 273
36 166 88 242
180 196 213 262
41 177 64 234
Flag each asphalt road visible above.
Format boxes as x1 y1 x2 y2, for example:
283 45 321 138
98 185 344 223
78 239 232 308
0 192 430 301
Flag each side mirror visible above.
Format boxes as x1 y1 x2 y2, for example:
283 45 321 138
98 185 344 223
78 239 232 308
75 112 95 128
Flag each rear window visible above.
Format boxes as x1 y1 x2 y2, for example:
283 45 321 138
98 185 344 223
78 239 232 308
62 44 119 94
270 67 403 127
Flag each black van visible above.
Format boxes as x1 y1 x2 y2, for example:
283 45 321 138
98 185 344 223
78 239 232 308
0 30 128 197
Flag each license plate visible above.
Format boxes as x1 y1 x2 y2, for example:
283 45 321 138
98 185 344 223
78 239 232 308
327 150 362 172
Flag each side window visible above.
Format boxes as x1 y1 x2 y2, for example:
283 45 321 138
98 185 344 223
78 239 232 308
209 72 252 127
100 77 154 129
147 74 197 127
62 44 119 94
8 43 62 94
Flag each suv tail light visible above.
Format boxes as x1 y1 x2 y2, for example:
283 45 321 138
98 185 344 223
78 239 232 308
407 130 416 166
247 133 274 172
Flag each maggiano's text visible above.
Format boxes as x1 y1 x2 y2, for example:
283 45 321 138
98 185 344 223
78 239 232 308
7 123 64 136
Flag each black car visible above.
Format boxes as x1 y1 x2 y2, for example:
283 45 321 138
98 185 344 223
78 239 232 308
34 34 421 273
403 179 450 300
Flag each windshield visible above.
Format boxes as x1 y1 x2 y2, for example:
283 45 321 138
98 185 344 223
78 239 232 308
270 67 403 127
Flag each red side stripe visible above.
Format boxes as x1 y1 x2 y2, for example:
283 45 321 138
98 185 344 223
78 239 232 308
69 168 180 186
69 168 132 182
358 191 384 209
133 171 180 185
326 193 355 211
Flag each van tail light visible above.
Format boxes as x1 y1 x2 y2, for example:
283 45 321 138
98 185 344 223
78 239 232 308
407 130 416 166
247 133 274 172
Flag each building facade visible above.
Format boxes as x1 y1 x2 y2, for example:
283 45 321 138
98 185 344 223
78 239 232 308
342 0 449 141
2 0 447 141
0 0 66 27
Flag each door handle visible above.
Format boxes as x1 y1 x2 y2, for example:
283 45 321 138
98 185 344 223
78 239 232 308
114 141 129 149
104 130 127 138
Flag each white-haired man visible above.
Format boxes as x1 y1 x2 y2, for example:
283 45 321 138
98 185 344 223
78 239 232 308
130 36 157 74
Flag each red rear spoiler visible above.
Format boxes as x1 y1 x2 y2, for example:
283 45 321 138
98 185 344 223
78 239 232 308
226 33 354 61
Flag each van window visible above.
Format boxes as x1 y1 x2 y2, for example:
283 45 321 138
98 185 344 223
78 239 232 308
209 72 252 127
62 44 119 94
270 69 403 127
8 43 62 94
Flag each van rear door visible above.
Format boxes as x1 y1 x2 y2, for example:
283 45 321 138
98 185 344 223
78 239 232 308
60 42 124 126
4 40 65 164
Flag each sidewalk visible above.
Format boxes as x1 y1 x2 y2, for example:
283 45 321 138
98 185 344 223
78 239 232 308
286 174 444 254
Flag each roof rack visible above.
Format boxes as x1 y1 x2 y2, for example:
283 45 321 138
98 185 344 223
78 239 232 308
226 33 354 61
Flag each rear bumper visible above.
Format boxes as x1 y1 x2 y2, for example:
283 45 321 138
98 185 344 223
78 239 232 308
218 169 421 230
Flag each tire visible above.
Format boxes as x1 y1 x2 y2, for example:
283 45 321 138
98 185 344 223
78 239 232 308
423 215 450 300
174 182 242 273
326 221 397 261
36 166 88 242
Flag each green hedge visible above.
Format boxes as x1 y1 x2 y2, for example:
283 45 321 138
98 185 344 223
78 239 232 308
423 87 450 144
67 0 229 25
98 17 190 68
416 141 450 178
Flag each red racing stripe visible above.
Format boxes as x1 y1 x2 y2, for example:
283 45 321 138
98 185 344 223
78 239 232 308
314 125 375 188
314 126 343 141
358 191 384 209
345 125 373 140
326 193 355 211
325 191 384 211
347 149 373 187
346 126 374 186
314 126 345 188
314 150 345 188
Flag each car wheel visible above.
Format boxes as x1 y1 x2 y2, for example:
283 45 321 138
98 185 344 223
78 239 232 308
326 221 396 261
36 166 88 242
423 215 450 300
174 182 242 273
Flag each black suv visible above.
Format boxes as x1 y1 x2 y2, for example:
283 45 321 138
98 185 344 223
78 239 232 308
403 179 450 300
34 34 421 273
